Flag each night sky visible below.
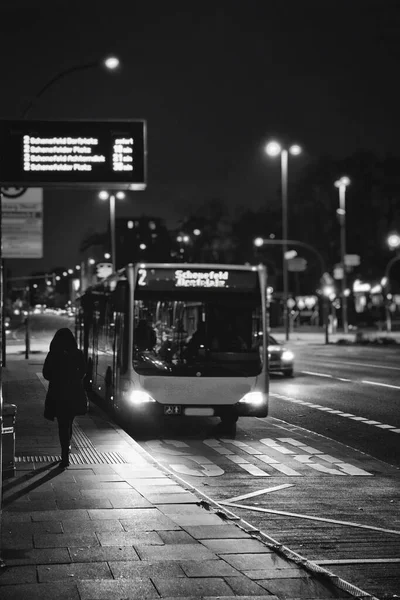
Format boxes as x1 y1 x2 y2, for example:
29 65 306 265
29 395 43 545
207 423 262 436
1 1 399 277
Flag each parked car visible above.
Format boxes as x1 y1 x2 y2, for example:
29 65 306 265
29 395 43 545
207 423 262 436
268 334 294 377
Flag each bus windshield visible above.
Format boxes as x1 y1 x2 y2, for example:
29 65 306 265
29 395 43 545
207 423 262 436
133 268 264 377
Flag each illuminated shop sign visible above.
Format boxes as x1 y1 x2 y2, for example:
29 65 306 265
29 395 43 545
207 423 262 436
0 119 146 189
136 268 259 292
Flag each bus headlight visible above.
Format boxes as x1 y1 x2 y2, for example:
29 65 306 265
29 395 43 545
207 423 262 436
239 392 265 406
281 350 294 362
129 390 156 404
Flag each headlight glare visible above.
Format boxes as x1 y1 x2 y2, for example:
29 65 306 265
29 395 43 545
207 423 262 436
282 350 294 362
129 390 156 404
239 392 265 406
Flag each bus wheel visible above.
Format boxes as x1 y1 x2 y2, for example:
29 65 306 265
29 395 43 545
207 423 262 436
219 413 238 433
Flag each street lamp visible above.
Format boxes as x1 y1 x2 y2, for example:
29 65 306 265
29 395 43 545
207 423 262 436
383 232 400 332
334 176 351 334
254 236 330 344
99 190 126 271
264 140 302 341
21 56 120 118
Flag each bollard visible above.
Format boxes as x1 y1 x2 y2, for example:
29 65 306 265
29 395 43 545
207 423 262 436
2 403 17 479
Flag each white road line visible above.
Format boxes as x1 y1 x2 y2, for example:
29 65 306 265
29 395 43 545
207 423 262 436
224 483 294 503
270 392 399 434
219 503 400 536
302 359 400 371
362 380 400 390
302 371 333 378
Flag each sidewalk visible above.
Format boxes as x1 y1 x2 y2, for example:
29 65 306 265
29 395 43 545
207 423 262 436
1 353 374 599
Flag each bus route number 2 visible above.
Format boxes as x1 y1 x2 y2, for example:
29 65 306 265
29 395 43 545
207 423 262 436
138 269 147 286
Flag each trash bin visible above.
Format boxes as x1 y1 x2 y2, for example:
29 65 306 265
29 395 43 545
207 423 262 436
2 403 17 479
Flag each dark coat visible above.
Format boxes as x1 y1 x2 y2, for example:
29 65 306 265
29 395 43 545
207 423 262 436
43 348 88 420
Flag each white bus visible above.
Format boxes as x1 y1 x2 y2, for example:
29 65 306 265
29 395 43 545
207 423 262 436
76 262 269 429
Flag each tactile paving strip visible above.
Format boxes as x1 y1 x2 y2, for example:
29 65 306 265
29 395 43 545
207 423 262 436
16 421 127 464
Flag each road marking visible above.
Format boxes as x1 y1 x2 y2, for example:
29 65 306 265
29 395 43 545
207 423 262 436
302 371 333 378
301 370 400 390
224 483 294 503
362 380 400 390
302 359 400 371
219 502 400 536
271 392 399 434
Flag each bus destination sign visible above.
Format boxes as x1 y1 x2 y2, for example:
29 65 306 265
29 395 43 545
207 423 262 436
0 119 146 189
136 268 259 291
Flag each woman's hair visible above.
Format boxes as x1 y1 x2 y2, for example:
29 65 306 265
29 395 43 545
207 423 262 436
50 327 77 352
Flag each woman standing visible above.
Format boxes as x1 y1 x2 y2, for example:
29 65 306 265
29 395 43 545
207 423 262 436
43 328 88 468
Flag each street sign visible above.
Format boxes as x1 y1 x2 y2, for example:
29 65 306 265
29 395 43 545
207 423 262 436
287 257 307 272
0 119 147 190
321 272 334 285
333 265 344 280
345 254 360 267
2 188 43 258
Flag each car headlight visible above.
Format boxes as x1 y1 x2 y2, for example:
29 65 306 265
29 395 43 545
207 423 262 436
239 392 266 406
281 349 294 362
129 390 156 404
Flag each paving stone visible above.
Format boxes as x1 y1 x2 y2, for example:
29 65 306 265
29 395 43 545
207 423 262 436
136 543 217 562
77 480 135 489
258 575 347 598
180 559 241 577
225 575 273 596
33 532 100 548
4 500 58 512
0 565 37 585
30 509 90 521
108 495 153 509
55 497 113 509
0 581 80 600
167 512 227 526
120 510 181 531
201 538 270 554
37 561 113 582
1 520 63 535
61 518 124 533
157 530 196 544
77 577 158 599
1 534 34 549
159 503 207 515
182 524 251 539
129 477 177 488
1 512 32 522
109 559 186 579
222 553 293 571
88 508 151 520
69 546 140 562
244 567 311 579
147 492 199 504
152 576 233 597
97 530 163 546
1 547 71 566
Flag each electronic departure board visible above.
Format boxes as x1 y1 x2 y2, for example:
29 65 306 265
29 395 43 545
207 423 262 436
135 267 260 292
0 119 146 189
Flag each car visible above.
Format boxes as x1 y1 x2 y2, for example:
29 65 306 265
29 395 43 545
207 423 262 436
268 334 295 377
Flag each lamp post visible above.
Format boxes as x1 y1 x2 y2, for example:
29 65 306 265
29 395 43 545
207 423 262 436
99 191 126 272
383 233 400 332
264 141 302 341
21 56 120 118
254 236 330 344
334 176 351 334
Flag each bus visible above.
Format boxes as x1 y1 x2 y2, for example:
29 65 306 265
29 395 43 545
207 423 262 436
76 262 269 429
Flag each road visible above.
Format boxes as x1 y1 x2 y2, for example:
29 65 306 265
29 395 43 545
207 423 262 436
128 343 400 599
